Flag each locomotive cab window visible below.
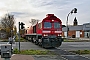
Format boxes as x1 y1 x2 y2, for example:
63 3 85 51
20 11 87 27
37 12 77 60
54 22 60 28
44 22 51 28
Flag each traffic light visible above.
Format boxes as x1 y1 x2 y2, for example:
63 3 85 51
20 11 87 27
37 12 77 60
21 22 25 29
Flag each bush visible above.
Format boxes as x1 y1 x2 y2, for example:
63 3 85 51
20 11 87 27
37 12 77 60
15 37 27 42
13 48 20 54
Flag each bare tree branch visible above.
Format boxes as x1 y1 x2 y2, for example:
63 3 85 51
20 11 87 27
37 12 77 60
1 13 15 37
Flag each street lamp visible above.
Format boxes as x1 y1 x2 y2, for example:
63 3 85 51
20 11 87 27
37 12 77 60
66 8 77 38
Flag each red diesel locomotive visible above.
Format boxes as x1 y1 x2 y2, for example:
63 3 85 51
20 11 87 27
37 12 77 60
25 14 63 48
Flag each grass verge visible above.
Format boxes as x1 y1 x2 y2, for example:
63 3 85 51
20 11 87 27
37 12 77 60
15 37 28 42
70 50 90 55
0 37 27 42
13 48 55 55
64 39 90 42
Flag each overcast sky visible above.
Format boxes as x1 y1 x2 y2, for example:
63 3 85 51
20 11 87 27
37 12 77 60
0 0 90 28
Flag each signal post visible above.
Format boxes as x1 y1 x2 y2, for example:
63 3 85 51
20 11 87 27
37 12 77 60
18 22 25 52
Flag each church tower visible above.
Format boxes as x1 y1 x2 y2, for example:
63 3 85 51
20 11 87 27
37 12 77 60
73 17 78 26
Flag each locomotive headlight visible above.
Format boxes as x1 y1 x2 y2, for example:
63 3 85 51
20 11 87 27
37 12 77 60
58 34 62 36
44 34 48 36
44 34 46 36
60 34 62 36
52 20 54 22
58 34 60 36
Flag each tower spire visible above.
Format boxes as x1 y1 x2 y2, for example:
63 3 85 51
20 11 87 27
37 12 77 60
73 17 78 26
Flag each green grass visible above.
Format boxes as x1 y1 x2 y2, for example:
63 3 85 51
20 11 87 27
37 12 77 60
64 39 76 42
15 37 27 42
0 37 27 42
13 48 55 55
64 39 90 42
70 50 90 55
0 39 8 42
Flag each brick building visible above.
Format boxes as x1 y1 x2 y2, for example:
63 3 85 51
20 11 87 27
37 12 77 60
62 25 84 38
62 17 90 38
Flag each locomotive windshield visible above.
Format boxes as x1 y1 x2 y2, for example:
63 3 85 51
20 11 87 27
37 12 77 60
44 22 51 28
54 22 60 28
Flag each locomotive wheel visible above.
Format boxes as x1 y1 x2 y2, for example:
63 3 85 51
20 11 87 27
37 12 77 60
35 41 38 45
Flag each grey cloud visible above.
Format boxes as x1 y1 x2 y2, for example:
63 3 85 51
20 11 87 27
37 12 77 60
1 0 89 25
10 12 27 15
9 11 44 19
10 12 31 17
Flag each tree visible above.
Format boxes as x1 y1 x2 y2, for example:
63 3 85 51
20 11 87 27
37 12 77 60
1 14 15 37
13 26 17 35
20 29 25 35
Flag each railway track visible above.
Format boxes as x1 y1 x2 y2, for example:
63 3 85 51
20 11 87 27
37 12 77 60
48 48 90 60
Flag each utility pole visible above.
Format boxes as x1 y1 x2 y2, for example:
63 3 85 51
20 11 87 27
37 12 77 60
18 22 20 52
11 30 13 54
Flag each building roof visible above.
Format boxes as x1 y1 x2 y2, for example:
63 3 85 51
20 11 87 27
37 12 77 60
62 25 83 32
83 22 90 25
83 23 90 31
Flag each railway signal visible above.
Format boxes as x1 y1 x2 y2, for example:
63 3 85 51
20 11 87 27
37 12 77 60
21 22 25 29
19 22 25 29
